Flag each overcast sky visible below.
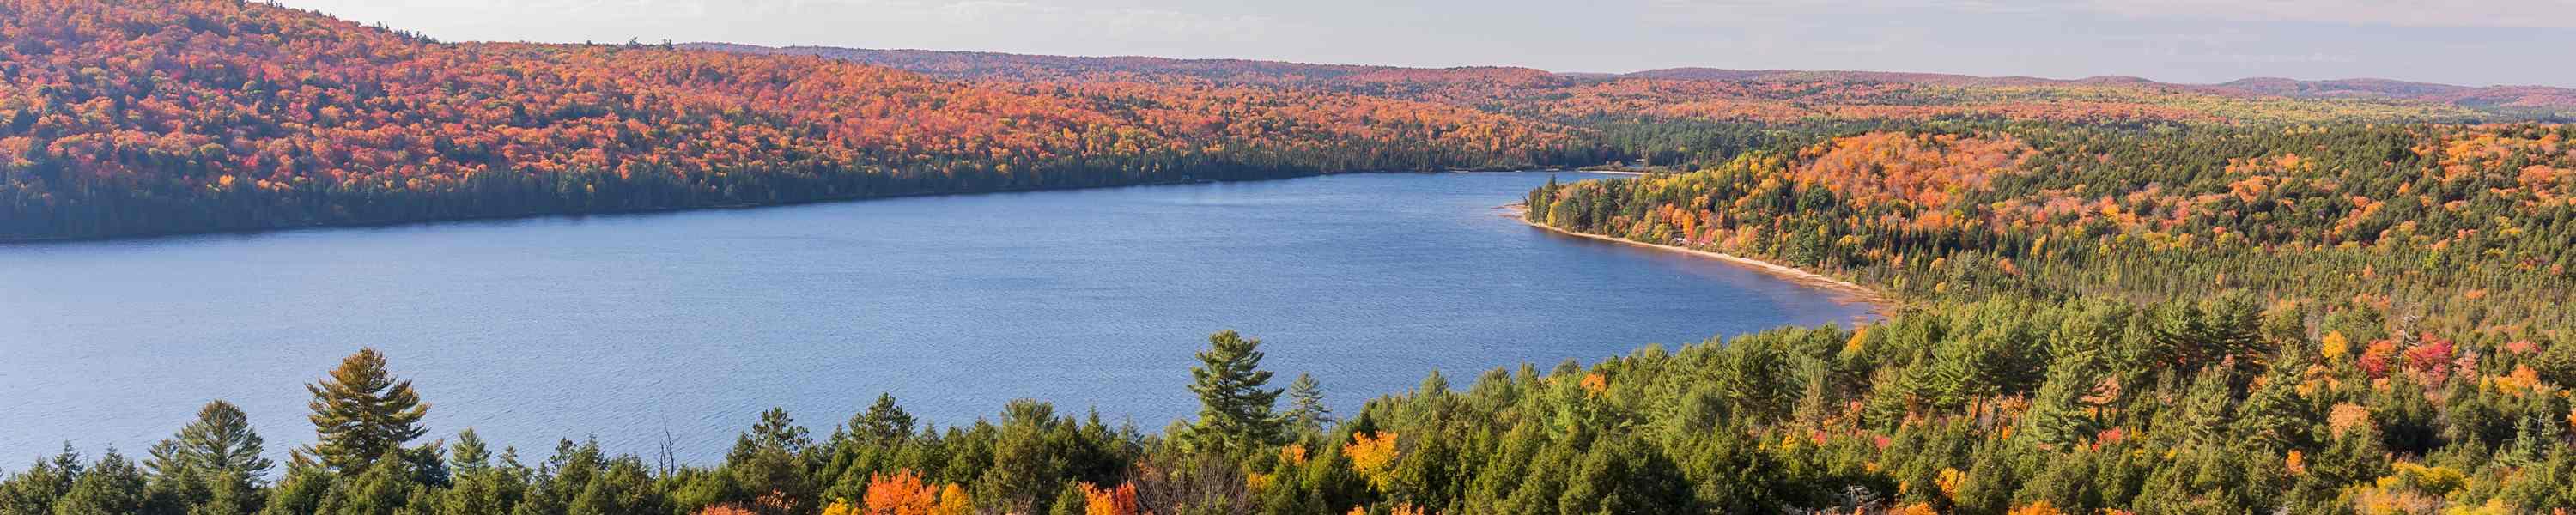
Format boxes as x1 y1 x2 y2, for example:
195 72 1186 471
271 0 2576 87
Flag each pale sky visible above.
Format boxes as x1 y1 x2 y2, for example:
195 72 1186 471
271 0 2576 87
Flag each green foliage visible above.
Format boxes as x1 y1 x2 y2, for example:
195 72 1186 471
1180 330 1287 457
1285 373 1334 435
301 348 431 475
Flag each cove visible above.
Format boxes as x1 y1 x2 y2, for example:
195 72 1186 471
0 172 1874 465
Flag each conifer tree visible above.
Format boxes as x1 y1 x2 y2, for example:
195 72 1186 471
2021 352 2105 450
150 400 275 482
0 445 82 514
52 449 145 515
1284 373 1334 433
848 394 916 445
1182 330 1285 454
301 348 430 474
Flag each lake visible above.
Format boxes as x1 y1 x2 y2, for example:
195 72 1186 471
0 172 1874 466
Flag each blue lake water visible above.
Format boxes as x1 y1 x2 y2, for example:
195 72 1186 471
0 172 1873 466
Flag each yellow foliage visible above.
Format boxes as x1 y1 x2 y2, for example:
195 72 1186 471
1934 467 1966 500
2006 500 2064 515
2321 330 2350 360
2374 462 2467 495
1893 502 1941 515
2493 365 2541 397
1279 443 1308 466
2442 499 2518 515
931 485 971 515
1345 431 1401 491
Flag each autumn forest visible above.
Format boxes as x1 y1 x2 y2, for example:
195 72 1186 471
5 0 2576 513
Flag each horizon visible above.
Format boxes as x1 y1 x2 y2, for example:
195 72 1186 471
270 0 2576 88
699 41 2535 88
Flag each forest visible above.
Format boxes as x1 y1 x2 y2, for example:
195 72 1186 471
1518 121 2576 512
9 124 2575 514
8 0 2576 513
7 0 2573 240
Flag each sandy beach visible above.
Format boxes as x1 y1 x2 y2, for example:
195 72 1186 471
1507 205 1897 316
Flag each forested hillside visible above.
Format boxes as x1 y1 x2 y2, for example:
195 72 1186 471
1518 122 2576 512
0 0 1578 240
8 0 2573 240
714 45 2576 126
9 124 2573 514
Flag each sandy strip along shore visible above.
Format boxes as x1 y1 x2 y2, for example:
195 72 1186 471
1507 204 1897 317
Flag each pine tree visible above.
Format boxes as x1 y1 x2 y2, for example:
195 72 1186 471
301 348 430 474
848 394 915 445
52 449 146 515
726 408 815 513
2021 352 2105 450
2232 348 2315 451
1182 330 1285 454
1284 373 1334 433
142 400 274 515
0 445 80 514
150 400 275 482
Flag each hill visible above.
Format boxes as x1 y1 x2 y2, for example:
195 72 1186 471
0 0 1577 240
8 1 2573 241
708 45 2576 123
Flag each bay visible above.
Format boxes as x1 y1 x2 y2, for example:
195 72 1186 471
0 172 1872 465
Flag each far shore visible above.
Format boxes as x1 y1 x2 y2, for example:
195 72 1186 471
1506 204 1898 318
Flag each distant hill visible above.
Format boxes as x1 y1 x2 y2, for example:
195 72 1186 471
1631 70 2576 116
693 45 2574 119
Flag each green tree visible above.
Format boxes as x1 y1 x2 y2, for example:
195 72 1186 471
52 449 146 515
1284 373 1334 434
150 401 273 480
253 466 330 515
146 399 276 513
301 348 430 474
723 408 815 514
314 449 418 515
2020 353 2105 450
849 394 916 445
0 445 82 515
1181 330 1285 455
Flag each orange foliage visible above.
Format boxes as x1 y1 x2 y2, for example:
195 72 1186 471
0 0 1575 239
861 470 941 515
1795 132 2034 209
1578 373 1609 397
1079 482 1140 515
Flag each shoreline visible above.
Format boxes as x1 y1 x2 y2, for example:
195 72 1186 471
1508 204 1898 318
7 168 1592 245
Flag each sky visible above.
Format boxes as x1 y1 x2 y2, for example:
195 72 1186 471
270 0 2576 88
